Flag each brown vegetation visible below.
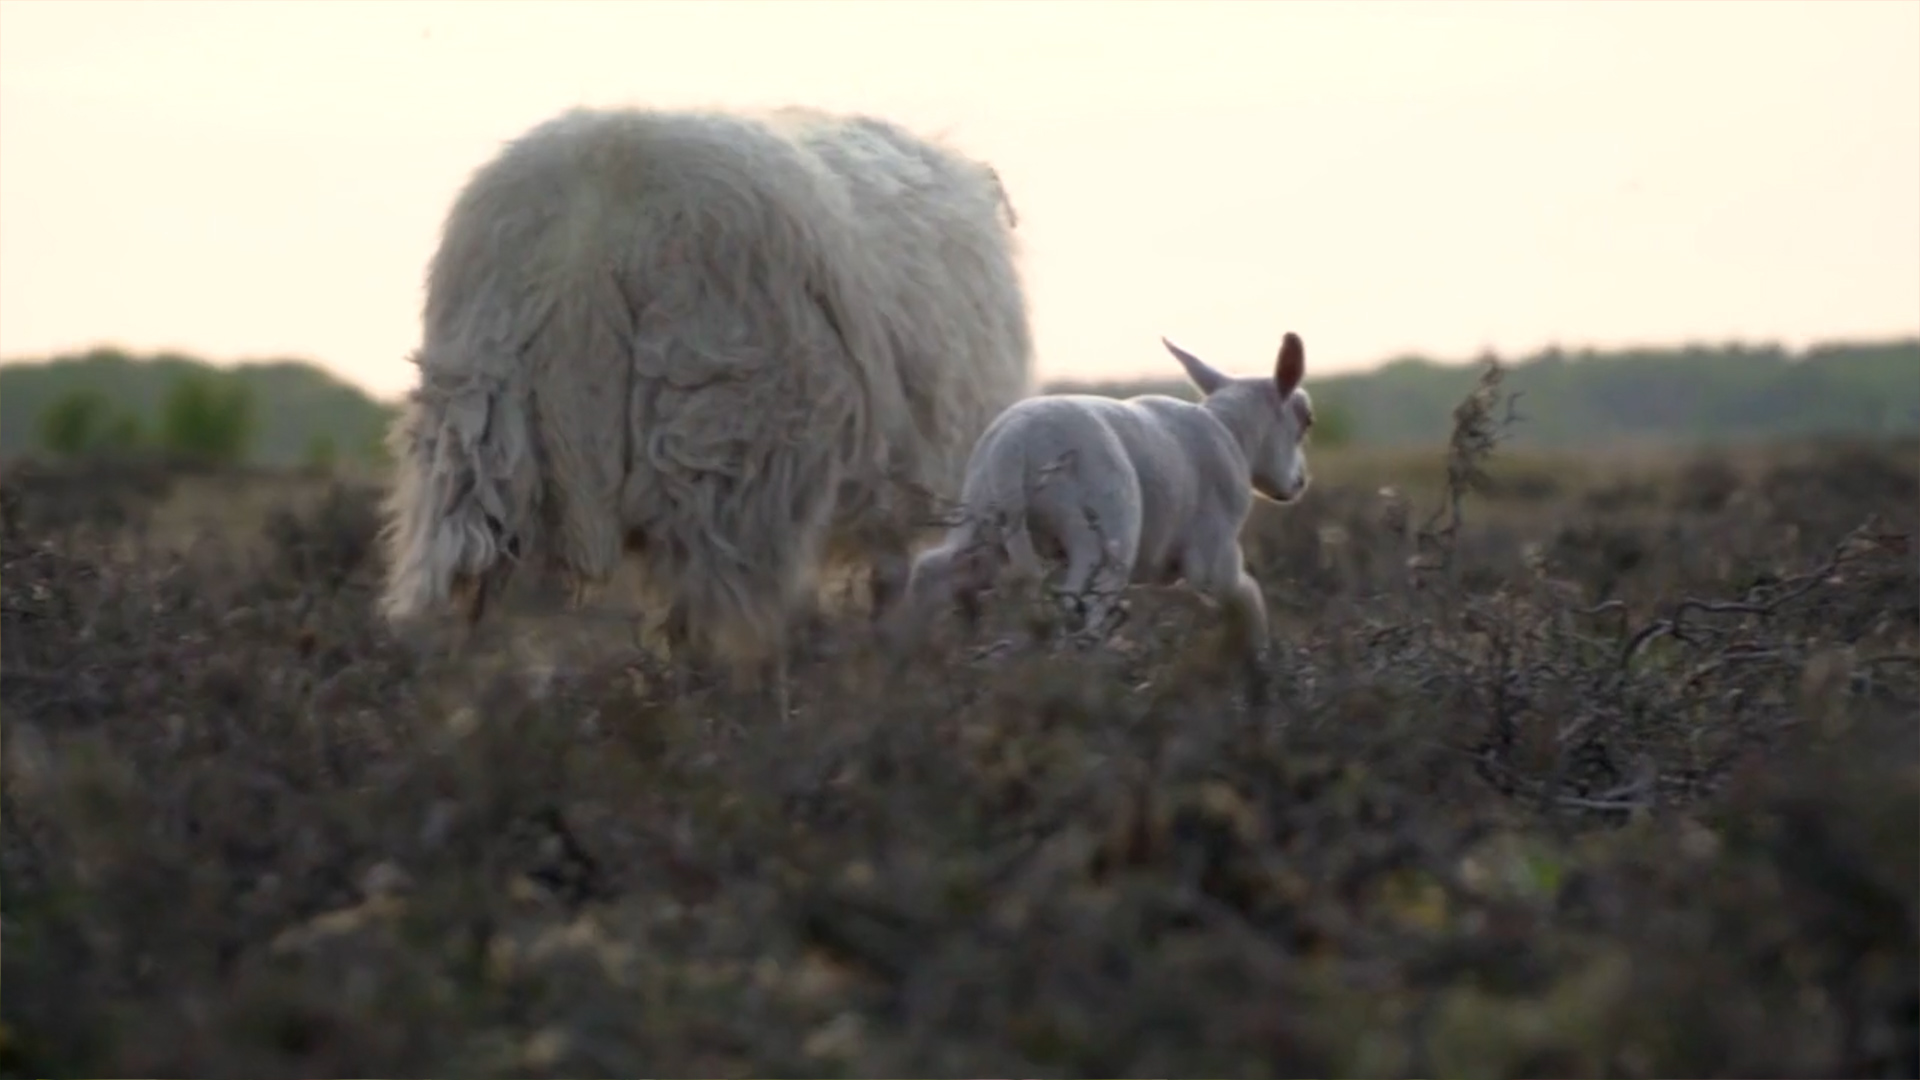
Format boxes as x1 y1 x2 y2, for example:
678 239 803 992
4 367 1916 1079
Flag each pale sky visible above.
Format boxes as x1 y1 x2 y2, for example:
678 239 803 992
1 0 1916 401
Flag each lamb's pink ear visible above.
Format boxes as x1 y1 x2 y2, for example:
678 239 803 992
1162 336 1229 395
1274 332 1305 397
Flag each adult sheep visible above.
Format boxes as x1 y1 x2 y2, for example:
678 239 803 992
379 105 1035 700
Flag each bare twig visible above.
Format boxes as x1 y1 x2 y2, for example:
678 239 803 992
1618 516 1888 672
1411 356 1524 578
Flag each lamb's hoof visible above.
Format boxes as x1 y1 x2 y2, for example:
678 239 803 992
1050 592 1085 625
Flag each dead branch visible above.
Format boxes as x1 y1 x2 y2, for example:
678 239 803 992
1619 515 1890 671
1411 356 1525 577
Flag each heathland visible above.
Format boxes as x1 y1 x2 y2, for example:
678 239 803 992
2 356 1916 1077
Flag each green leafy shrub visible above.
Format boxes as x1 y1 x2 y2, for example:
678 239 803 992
304 432 339 474
35 389 145 460
159 371 255 467
36 389 113 458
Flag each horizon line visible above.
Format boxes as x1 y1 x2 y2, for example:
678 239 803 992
4 329 1918 403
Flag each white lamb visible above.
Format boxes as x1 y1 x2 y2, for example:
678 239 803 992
888 331 1316 693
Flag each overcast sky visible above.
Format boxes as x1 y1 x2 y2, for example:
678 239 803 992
1 0 1915 400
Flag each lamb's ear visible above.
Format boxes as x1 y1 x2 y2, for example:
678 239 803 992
1162 337 1229 395
1274 332 1305 398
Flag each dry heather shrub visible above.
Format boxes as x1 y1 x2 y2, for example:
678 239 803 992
0 456 176 541
2 362 1915 1078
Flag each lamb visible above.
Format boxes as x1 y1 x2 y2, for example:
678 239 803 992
378 105 1034 710
886 331 1316 694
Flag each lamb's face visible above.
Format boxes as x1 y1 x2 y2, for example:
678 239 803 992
1161 329 1313 505
1251 384 1313 504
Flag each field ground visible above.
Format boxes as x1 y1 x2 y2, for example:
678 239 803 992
4 378 1917 1077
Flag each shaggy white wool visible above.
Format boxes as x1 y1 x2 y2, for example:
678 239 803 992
380 105 1034 675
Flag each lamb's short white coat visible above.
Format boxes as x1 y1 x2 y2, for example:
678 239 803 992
893 332 1315 681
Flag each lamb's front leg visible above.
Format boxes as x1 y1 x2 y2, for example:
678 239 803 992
1223 568 1273 705
1189 542 1273 705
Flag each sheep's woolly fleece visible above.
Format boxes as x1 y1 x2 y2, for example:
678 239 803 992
379 105 1035 668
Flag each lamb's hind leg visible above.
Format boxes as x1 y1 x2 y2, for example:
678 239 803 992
881 527 1001 668
1049 511 1134 648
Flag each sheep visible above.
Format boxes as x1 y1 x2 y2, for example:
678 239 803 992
378 105 1034 712
885 331 1316 697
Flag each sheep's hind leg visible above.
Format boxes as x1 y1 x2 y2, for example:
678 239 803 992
955 585 987 633
868 549 911 624
789 595 838 665
662 600 712 699
745 630 794 728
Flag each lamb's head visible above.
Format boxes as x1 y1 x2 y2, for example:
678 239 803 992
1162 331 1314 504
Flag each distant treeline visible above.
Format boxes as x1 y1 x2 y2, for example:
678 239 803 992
0 349 397 468
2 338 1915 467
1048 338 1920 449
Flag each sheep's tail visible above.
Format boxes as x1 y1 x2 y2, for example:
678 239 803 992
380 111 648 631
